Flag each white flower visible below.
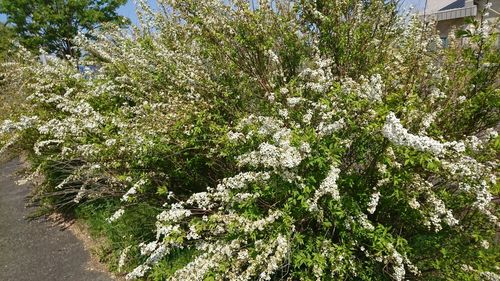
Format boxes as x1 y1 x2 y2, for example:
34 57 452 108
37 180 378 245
309 164 341 211
126 264 150 280
139 241 158 255
429 87 446 99
227 131 244 141
287 97 302 107
342 74 384 101
408 198 421 209
302 110 313 124
107 208 125 223
266 49 279 63
118 246 131 272
186 225 200 240
367 191 381 214
237 142 303 169
461 264 474 272
300 142 311 154
278 109 289 118
382 112 464 155
358 214 375 231
34 139 63 155
266 92 276 102
105 138 117 146
73 185 87 203
316 118 345 137
157 203 192 223
121 179 147 202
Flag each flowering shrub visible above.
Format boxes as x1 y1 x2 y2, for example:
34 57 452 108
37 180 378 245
1 0 499 280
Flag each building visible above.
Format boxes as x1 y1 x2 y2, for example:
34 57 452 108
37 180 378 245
423 0 500 41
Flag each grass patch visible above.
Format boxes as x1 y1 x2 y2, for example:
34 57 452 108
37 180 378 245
75 200 159 275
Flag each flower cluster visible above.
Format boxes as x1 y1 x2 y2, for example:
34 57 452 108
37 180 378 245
382 112 465 155
1 0 498 280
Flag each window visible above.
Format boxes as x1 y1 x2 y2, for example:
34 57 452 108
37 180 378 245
441 36 449 48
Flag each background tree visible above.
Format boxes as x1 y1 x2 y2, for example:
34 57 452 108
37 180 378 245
0 23 17 92
0 23 16 61
0 0 129 58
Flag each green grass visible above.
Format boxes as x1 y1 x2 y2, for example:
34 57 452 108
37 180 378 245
75 200 159 276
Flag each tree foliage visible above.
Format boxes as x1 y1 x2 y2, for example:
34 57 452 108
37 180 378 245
0 23 17 60
0 0 129 58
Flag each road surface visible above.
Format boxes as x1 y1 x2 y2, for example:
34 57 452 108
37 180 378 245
0 158 113 281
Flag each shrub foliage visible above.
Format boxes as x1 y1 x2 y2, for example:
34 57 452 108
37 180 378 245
1 0 499 280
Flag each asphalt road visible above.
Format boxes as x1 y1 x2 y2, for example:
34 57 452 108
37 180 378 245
0 158 113 281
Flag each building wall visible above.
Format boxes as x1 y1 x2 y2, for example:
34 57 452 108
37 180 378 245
427 0 499 40
435 18 465 37
425 0 457 13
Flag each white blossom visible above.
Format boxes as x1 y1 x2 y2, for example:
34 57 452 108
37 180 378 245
118 246 131 272
383 112 465 155
107 208 125 223
480 240 490 249
309 164 341 211
367 191 381 214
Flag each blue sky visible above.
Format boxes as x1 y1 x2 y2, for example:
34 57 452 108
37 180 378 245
401 0 427 11
118 0 426 24
117 0 157 25
1 0 426 25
